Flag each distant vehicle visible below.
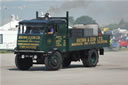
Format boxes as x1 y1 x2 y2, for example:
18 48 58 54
111 40 120 51
119 37 128 48
14 11 110 70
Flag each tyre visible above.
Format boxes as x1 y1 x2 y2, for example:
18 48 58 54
44 51 62 70
15 54 33 70
62 57 71 68
81 49 99 67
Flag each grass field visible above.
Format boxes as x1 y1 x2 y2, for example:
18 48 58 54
0 50 13 54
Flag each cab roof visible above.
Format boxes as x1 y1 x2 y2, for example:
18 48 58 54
19 19 66 25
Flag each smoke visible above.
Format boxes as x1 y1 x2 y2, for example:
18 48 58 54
48 0 93 14
86 1 128 25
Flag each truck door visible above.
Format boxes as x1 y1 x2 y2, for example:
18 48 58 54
46 24 56 51
45 24 67 52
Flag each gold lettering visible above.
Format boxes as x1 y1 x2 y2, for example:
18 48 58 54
63 40 66 46
18 36 40 39
76 38 86 43
56 36 62 47
97 40 108 44
18 43 39 46
72 43 83 46
19 46 36 49
18 40 40 43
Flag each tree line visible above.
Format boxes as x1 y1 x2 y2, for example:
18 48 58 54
69 16 97 26
69 16 128 31
104 19 128 30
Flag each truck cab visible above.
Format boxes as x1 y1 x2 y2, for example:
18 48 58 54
16 19 67 53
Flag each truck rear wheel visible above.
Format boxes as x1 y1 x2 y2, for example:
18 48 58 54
81 50 99 67
15 54 33 70
44 51 62 70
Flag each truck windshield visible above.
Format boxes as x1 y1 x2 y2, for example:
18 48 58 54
18 24 45 34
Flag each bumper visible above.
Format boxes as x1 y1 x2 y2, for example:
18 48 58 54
14 50 44 54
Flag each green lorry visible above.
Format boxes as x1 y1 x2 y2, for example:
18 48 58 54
14 12 110 70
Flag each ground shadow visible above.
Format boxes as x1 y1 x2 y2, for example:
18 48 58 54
63 64 84 69
8 66 47 71
8 64 89 71
8 64 102 71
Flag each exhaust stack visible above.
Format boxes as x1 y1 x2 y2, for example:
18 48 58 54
36 11 39 19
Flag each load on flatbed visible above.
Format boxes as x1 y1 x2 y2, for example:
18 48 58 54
14 11 110 70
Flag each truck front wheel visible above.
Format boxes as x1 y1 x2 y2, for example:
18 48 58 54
15 54 33 70
81 50 99 67
44 51 62 70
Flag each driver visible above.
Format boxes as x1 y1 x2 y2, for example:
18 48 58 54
48 26 54 34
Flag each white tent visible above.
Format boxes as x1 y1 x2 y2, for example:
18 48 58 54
0 16 19 31
0 16 19 50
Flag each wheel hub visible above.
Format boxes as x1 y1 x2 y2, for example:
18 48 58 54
51 55 58 66
91 53 97 64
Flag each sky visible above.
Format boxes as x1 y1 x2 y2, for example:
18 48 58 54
0 0 128 26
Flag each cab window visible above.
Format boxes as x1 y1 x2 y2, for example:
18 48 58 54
48 25 54 34
18 24 44 34
47 24 59 35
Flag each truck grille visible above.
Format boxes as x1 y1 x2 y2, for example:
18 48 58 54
17 35 40 50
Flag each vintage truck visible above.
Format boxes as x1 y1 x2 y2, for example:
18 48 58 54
14 12 110 70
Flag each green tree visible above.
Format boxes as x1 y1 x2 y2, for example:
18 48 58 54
119 19 125 25
74 16 97 24
120 23 128 30
105 24 120 30
119 19 128 30
104 19 128 30
69 16 75 26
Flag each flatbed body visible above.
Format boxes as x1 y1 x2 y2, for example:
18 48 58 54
68 35 109 51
